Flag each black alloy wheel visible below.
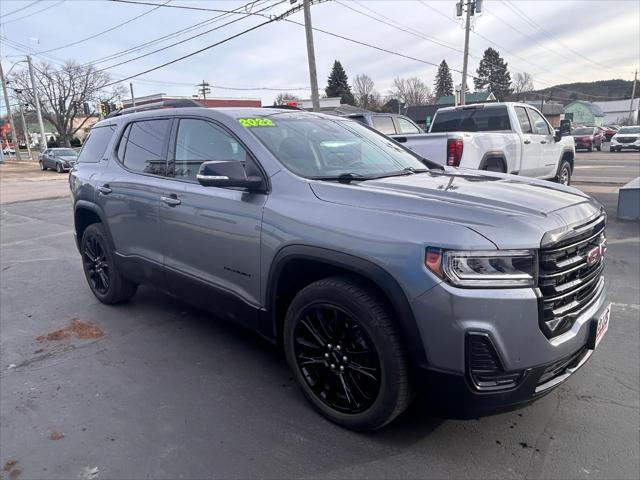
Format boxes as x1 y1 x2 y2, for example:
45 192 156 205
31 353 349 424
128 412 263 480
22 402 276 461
83 233 110 295
292 303 381 414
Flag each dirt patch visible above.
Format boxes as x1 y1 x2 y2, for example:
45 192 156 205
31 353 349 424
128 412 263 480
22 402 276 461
36 319 104 343
2 460 20 480
50 431 64 440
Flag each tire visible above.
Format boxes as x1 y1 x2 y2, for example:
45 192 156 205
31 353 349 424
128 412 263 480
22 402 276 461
554 159 572 186
596 144 601 151
56 163 63 173
39 161 46 171
588 145 594 152
80 223 137 304
283 275 413 431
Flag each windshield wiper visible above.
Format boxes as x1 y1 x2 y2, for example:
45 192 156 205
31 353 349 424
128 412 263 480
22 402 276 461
310 172 371 184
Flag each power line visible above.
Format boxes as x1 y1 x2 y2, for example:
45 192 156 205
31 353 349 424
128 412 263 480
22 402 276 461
97 0 287 73
0 0 40 19
88 0 272 66
36 0 171 55
1 0 66 26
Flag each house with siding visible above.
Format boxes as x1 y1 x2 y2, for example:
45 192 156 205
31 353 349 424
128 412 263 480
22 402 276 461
563 101 605 126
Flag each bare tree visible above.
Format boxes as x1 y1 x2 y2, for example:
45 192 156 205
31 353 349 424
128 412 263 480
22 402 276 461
352 74 381 110
512 72 534 100
274 92 301 105
389 77 432 107
11 61 123 147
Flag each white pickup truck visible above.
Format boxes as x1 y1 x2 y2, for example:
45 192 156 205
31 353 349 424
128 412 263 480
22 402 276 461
391 102 576 185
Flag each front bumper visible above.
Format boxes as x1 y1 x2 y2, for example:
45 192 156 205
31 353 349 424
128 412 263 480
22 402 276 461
410 281 609 417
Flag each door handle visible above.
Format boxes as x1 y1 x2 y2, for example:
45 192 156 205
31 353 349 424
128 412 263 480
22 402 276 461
161 195 181 207
523 140 531 144
97 184 112 195
540 140 547 144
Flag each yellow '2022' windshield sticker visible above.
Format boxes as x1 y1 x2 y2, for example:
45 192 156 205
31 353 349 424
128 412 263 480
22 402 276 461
239 118 275 127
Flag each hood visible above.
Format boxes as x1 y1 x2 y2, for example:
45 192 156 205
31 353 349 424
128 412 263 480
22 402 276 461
59 156 78 162
309 170 602 249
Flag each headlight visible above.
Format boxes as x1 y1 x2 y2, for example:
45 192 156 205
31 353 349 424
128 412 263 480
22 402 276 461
425 248 538 288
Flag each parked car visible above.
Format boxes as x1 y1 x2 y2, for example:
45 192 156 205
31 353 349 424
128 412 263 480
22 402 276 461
70 105 610 431
599 125 618 141
39 148 79 172
346 113 423 135
610 126 640 151
2 142 16 154
571 126 604 152
386 103 576 185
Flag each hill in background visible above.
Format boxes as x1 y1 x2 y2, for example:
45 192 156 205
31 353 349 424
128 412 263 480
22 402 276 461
530 79 634 104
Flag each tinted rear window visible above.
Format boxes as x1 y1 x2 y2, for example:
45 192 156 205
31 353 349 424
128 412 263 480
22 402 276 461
77 125 116 163
430 106 511 133
121 119 171 175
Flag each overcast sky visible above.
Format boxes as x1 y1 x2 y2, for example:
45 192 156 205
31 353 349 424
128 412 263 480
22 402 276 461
1 0 639 107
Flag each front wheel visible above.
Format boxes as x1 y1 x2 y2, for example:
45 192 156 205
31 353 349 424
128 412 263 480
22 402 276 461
81 223 137 304
39 161 46 171
56 163 63 173
555 159 572 186
284 276 413 431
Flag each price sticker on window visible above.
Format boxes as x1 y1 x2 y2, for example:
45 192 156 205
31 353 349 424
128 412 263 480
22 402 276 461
238 118 276 127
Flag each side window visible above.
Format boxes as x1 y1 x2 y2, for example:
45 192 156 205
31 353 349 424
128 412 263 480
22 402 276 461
121 119 171 175
172 118 248 182
77 125 116 163
396 117 421 134
514 107 533 134
371 116 396 135
527 109 551 135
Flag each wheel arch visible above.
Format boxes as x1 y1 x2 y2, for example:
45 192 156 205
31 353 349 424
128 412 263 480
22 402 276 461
265 245 428 369
478 150 508 173
74 201 113 251
560 149 574 171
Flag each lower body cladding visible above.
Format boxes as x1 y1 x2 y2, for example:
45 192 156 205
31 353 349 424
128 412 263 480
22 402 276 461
410 281 610 417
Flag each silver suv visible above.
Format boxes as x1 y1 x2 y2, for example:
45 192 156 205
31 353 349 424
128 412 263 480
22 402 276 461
70 105 610 431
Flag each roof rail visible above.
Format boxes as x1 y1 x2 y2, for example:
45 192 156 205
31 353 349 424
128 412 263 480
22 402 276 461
105 99 203 118
266 104 302 111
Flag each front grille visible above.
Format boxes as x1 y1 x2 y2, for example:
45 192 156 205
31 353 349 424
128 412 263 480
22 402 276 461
467 334 524 391
538 216 606 338
617 137 635 143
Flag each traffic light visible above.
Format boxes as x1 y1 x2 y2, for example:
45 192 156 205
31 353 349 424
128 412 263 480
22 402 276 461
83 102 90 116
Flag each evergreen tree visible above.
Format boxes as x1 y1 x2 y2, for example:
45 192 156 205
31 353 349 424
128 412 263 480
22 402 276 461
434 60 454 99
473 47 512 101
325 60 355 105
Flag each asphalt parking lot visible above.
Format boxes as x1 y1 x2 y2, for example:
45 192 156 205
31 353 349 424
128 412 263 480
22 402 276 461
573 145 640 185
1 156 639 479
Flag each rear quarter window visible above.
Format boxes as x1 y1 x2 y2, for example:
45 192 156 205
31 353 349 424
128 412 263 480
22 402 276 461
77 125 116 163
431 106 511 133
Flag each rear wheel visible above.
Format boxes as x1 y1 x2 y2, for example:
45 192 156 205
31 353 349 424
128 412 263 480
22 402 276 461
39 161 46 171
81 223 137 304
284 276 412 431
482 158 506 173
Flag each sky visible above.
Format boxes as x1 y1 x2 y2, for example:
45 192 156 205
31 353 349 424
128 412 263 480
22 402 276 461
0 0 639 109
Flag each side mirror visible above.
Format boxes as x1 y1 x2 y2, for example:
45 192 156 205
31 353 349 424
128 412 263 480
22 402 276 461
196 160 264 191
554 130 562 142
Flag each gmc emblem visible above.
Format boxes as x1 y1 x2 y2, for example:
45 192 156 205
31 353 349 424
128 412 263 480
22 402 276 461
586 240 607 266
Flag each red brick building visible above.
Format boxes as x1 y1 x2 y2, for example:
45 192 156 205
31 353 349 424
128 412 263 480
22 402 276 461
122 93 261 109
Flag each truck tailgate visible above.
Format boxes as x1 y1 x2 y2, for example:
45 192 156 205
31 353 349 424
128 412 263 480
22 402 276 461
391 132 450 165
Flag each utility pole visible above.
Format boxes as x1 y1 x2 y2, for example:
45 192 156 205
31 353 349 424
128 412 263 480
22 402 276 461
457 0 481 106
17 102 32 160
629 69 637 125
303 0 320 112
0 61 22 160
27 56 47 152
129 82 136 107
197 80 211 101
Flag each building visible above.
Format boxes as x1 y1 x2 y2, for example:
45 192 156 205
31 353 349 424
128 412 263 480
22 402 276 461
122 93 261 109
563 101 605 126
295 97 371 116
71 115 100 141
592 98 639 125
436 91 496 106
525 101 565 128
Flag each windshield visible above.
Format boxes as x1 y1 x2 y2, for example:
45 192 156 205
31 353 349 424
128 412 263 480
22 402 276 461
617 127 640 134
54 149 78 156
572 127 594 135
241 114 428 179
